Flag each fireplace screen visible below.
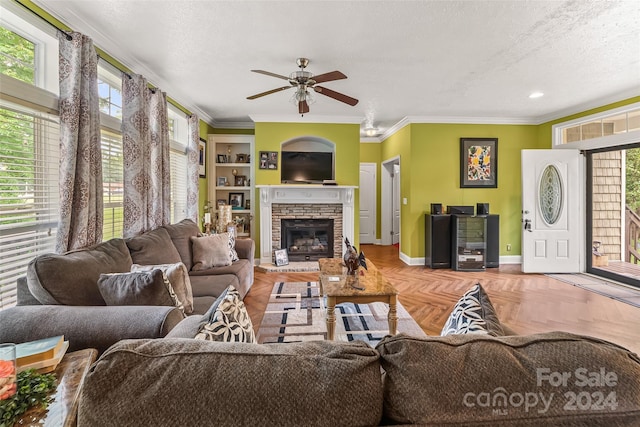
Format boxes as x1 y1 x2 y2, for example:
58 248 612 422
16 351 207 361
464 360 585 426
281 219 334 261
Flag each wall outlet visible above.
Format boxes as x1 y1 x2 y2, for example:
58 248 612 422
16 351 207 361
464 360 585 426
403 198 408 205
506 243 512 252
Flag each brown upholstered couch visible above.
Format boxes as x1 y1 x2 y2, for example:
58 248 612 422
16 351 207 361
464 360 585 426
0 219 254 353
78 332 640 426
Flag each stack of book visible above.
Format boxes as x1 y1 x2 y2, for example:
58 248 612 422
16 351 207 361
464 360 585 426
16 335 69 373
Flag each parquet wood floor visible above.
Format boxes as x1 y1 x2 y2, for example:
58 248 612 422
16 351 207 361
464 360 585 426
244 244 640 354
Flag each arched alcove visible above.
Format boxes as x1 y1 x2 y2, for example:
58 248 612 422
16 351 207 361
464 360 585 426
281 136 335 153
280 136 335 183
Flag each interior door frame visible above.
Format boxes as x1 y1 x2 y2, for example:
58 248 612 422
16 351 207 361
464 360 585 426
381 156 400 246
586 143 640 288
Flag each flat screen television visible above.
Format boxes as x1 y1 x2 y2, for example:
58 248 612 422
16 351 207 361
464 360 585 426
281 151 334 184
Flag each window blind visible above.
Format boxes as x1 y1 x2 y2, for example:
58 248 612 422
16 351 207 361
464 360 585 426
0 101 59 309
101 130 123 240
170 144 188 223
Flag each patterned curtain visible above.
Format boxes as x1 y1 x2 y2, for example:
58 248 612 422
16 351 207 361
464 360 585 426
122 74 171 238
186 115 200 222
56 32 103 253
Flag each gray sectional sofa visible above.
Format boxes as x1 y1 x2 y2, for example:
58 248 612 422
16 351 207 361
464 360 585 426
0 219 254 353
78 332 640 426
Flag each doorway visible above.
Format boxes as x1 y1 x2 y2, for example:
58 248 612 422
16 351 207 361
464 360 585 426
587 144 640 288
381 156 400 247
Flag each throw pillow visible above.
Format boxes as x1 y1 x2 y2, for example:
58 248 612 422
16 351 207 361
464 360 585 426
162 219 201 271
97 269 182 310
440 283 504 336
190 233 232 270
126 227 182 266
195 285 256 343
131 262 194 314
227 227 240 262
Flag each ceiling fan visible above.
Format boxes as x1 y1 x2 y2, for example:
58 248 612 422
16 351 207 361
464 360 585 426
247 58 359 115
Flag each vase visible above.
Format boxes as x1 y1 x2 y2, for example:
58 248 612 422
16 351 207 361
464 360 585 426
217 205 233 234
0 343 17 400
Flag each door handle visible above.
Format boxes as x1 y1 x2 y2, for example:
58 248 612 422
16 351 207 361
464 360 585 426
523 219 532 232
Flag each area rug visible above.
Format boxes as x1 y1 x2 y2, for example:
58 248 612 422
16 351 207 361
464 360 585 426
546 273 640 308
256 281 426 347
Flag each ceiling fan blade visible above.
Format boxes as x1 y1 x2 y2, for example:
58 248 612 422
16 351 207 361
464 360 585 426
313 86 359 106
247 86 292 100
251 69 290 80
312 70 347 84
299 99 310 114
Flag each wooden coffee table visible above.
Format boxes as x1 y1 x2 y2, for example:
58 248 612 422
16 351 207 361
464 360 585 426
318 257 399 340
15 348 98 427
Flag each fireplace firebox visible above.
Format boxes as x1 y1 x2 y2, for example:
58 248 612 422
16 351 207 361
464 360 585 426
281 219 334 261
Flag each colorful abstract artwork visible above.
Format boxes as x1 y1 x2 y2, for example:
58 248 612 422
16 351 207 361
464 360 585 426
460 138 498 188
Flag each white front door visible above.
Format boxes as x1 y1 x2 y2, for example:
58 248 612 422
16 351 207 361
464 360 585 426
521 149 584 273
359 163 376 244
392 164 400 245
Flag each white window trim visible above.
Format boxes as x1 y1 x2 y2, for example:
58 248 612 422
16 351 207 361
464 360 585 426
552 101 640 150
0 0 59 93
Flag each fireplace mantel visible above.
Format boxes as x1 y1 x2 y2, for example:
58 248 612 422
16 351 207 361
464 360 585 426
256 185 357 265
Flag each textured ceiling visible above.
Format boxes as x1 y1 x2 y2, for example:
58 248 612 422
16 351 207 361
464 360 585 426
32 0 640 134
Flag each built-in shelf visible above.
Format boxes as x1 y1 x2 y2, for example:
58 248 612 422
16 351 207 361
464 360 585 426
208 134 255 239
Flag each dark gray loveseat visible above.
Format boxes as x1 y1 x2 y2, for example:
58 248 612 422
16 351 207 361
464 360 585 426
0 219 254 353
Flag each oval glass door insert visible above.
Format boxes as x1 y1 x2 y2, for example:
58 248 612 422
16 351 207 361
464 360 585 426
539 165 563 225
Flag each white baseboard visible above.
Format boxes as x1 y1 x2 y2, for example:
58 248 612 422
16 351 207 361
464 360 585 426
399 254 522 267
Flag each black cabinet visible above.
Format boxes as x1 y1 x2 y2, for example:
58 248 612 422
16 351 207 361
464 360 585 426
425 213 499 269
425 214 452 268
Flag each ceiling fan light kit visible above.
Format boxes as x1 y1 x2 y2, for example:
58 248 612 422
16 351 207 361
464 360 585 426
247 58 359 116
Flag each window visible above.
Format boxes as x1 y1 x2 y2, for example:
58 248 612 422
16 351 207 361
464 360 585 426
0 12 58 310
554 102 640 147
0 101 60 309
168 105 189 223
98 63 122 119
0 26 36 84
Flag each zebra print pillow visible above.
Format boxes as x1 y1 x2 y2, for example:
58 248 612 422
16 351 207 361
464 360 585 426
440 283 504 336
195 286 255 343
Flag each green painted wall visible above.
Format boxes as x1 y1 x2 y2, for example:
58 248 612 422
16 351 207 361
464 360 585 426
253 122 361 254
406 123 544 258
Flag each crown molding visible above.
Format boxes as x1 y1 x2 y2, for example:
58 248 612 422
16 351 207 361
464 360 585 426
249 114 364 124
533 89 640 125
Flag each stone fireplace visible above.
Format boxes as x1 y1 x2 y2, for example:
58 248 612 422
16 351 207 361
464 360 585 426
256 185 357 265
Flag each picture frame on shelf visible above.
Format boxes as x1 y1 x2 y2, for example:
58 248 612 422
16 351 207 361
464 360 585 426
216 176 227 187
460 137 498 188
235 153 247 163
217 154 227 163
234 175 246 187
229 192 244 209
274 248 289 267
259 151 278 170
198 138 207 178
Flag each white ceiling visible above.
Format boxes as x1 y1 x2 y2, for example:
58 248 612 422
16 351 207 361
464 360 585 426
33 0 640 135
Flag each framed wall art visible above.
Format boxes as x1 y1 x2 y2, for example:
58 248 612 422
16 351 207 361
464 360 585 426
198 138 207 178
259 151 278 170
460 137 498 188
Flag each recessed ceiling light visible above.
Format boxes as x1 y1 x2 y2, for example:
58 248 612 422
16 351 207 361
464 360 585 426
529 92 544 99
